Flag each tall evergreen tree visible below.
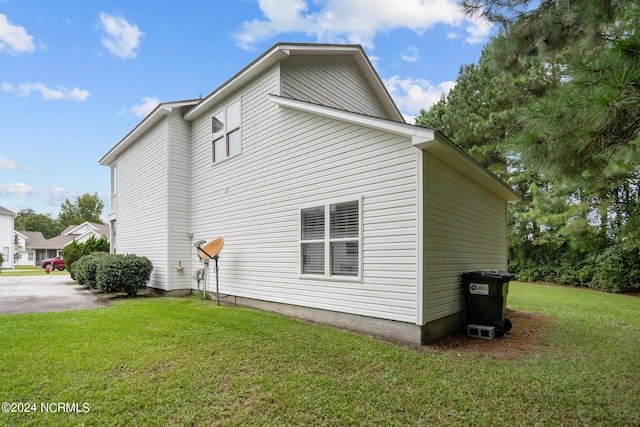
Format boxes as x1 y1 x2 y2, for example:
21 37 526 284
450 0 640 289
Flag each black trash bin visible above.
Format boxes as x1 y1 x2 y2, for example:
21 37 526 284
461 270 514 338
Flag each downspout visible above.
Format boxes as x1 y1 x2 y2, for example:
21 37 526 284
412 133 437 327
416 149 424 326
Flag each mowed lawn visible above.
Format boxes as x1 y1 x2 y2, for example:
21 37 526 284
0 266 69 276
0 282 638 426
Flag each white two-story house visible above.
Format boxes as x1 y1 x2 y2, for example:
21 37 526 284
99 43 519 344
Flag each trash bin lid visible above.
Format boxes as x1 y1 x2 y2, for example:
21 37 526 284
463 270 514 280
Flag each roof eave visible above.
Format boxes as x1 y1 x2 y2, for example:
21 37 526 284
270 95 425 138
270 96 519 202
99 100 198 166
421 132 521 202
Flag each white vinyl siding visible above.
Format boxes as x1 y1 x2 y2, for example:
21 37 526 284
167 111 192 290
115 118 169 289
190 64 419 323
422 153 508 323
0 213 13 268
280 55 390 119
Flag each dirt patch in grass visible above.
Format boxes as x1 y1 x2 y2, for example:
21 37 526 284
427 309 552 359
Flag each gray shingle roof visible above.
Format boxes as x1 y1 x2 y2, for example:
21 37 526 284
0 205 16 216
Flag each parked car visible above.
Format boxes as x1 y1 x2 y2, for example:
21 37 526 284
41 256 65 271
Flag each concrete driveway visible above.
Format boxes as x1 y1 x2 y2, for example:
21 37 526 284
0 275 104 315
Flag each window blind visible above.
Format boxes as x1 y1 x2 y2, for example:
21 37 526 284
301 206 325 240
330 201 358 239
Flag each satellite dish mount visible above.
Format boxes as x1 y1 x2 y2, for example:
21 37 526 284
195 238 224 305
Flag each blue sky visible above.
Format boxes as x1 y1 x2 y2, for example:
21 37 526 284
0 0 494 219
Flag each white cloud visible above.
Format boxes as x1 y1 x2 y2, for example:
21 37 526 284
0 156 32 171
1 82 90 101
400 46 419 63
384 76 455 122
99 12 144 59
119 96 160 118
0 182 77 207
233 0 491 49
465 19 493 44
0 13 35 55
0 182 34 195
131 97 159 117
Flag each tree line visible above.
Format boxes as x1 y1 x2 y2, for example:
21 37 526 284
14 193 105 239
418 0 640 291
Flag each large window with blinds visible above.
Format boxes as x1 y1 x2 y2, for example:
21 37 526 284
300 199 360 278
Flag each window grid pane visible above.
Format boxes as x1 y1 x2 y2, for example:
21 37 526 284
213 137 225 162
330 201 359 239
301 206 325 240
212 113 224 133
331 241 359 276
226 100 241 130
302 242 325 274
228 129 241 157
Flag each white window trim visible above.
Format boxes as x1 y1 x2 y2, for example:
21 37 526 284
299 196 363 282
212 98 242 165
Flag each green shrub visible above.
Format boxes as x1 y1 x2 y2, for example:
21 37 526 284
74 252 107 289
95 253 153 296
61 240 82 280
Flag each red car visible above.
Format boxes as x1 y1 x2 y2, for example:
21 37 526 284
41 256 66 271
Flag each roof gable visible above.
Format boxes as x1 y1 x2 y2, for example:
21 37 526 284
183 42 403 122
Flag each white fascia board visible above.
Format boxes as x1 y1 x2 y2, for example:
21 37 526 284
270 95 434 141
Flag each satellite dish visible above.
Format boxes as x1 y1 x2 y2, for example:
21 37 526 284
195 237 224 305
197 237 224 260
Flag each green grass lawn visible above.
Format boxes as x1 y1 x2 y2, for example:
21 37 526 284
0 282 638 426
0 266 69 276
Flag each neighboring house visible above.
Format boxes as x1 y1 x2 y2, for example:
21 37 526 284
15 222 109 267
99 43 519 344
0 205 16 269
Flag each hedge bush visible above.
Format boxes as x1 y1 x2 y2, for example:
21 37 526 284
73 252 105 289
590 245 640 292
74 252 153 296
95 253 153 296
510 240 640 292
